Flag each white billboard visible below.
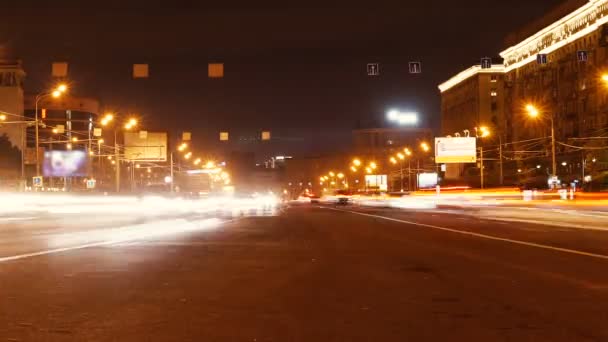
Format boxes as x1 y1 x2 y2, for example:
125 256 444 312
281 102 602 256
124 132 167 161
435 137 476 163
365 174 388 191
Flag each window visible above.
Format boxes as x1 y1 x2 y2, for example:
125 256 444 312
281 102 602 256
490 89 498 97
490 75 498 83
491 102 498 112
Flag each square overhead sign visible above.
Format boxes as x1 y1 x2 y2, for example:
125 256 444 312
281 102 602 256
408 61 422 74
219 132 229 141
536 54 548 65
133 64 149 78
367 63 380 76
52 62 68 77
435 137 477 164
182 132 191 141
261 131 271 141
480 57 492 69
208 63 224 78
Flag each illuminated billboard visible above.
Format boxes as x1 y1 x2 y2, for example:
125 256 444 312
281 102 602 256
435 137 477 163
43 150 87 177
364 174 388 191
124 132 167 161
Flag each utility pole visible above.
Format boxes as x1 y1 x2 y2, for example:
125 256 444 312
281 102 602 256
498 135 504 186
115 129 120 193
480 146 484 189
550 114 557 181
170 152 175 193
408 159 412 192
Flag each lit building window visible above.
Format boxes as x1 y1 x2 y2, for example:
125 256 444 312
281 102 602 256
490 75 498 82
490 89 498 97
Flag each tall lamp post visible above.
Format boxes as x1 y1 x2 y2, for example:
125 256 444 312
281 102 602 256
526 104 557 185
100 113 137 193
34 84 67 176
474 126 490 189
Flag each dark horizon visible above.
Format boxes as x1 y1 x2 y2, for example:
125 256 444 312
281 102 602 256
1 0 564 158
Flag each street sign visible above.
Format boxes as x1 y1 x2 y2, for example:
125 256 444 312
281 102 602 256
435 137 477 163
133 64 149 78
52 62 68 77
33 176 43 188
41 108 47 119
577 50 588 62
182 132 191 141
261 131 271 141
536 54 548 65
480 57 492 69
408 61 422 74
367 63 380 76
123 131 167 162
93 128 102 137
86 179 96 189
219 132 229 141
56 125 65 134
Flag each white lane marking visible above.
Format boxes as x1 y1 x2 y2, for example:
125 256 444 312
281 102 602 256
325 207 608 261
0 240 120 263
0 218 238 264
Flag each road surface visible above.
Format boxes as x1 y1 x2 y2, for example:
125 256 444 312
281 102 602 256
1 202 608 341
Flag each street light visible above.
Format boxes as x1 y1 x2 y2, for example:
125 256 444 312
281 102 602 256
397 152 405 160
369 162 377 170
353 159 361 167
474 126 491 189
526 103 557 184
0 114 6 121
390 157 397 164
350 166 357 172
34 83 68 176
337 173 344 179
329 171 335 177
420 142 430 152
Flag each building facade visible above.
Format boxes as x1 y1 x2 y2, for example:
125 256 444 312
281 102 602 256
439 0 608 186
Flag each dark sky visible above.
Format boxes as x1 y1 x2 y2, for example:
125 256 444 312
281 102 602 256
1 0 564 158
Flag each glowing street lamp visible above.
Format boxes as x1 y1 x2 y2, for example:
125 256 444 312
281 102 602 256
184 152 192 160
390 157 397 164
369 162 377 170
526 103 556 181
194 158 201 165
337 173 344 179
350 166 357 172
353 159 362 167
365 167 372 174
329 171 335 177
35 83 69 176
0 114 6 121
397 152 405 160
404 148 412 156
420 142 430 152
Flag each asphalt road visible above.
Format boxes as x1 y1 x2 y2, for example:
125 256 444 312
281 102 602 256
2 203 608 341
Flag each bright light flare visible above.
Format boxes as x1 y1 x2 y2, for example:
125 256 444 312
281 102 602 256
353 159 362 166
526 104 539 118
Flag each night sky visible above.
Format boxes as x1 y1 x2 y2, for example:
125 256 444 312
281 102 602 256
1 0 564 158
